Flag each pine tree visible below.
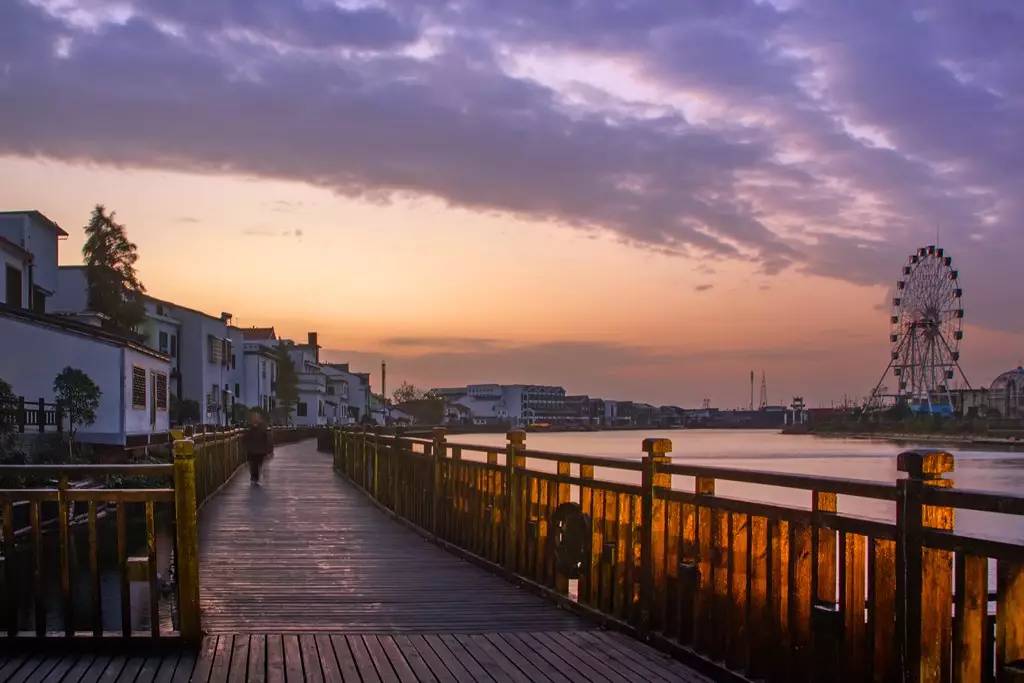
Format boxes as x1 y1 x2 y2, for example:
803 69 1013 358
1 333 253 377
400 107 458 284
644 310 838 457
273 342 299 424
82 205 146 335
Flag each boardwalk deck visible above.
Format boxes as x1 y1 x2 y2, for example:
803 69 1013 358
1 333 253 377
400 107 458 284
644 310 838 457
0 440 711 681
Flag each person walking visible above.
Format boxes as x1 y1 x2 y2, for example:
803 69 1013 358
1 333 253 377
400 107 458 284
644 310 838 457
244 410 273 486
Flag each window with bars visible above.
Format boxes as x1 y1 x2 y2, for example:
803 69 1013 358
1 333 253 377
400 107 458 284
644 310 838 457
132 367 147 409
155 372 168 410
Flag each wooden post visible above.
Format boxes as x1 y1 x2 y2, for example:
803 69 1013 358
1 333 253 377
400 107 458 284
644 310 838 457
38 398 46 433
896 449 954 683
640 437 672 636
431 428 447 535
504 430 526 572
173 438 202 643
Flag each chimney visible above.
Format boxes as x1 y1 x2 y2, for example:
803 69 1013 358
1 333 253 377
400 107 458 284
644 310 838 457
221 312 233 324
308 332 319 362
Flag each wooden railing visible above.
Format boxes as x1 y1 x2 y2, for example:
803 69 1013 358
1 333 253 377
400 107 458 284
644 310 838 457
0 397 63 433
333 427 1024 683
0 429 245 642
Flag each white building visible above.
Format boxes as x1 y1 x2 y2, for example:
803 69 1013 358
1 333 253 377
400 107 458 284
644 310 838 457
430 384 567 426
286 332 329 427
0 211 67 312
323 363 371 424
239 327 278 415
0 304 171 445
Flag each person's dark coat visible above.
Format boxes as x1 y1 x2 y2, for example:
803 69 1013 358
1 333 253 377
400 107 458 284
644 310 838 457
244 424 273 456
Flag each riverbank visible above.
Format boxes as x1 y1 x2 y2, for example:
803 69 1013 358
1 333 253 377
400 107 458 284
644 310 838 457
800 429 1024 449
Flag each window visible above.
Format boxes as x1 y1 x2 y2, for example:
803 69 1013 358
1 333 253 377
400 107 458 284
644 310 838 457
5 265 22 307
231 354 237 370
31 287 45 313
170 334 177 358
234 383 240 397
132 366 147 409
261 361 266 379
208 335 222 364
159 331 168 354
155 372 168 410
297 402 308 417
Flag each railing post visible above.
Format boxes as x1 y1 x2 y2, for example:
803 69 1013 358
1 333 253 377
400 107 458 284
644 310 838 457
431 427 447 535
38 398 45 433
896 449 954 683
173 438 202 643
504 430 526 572
640 437 672 636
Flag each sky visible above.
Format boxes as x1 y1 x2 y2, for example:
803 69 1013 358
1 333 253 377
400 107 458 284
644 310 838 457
1 0 1022 408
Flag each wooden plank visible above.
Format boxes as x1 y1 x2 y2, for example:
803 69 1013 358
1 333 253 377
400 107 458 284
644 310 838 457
870 538 897 683
727 512 749 671
393 635 440 683
422 634 476 683
313 634 341 683
114 656 145 682
247 634 267 683
483 633 561 683
841 532 867 681
266 634 284 683
89 501 101 637
327 633 362 682
456 633 526 683
282 634 305 682
228 633 250 683
170 651 196 683
748 515 770 678
790 521 814 682
28 501 44 637
578 464 595 606
954 554 987 683
346 635 382 683
503 633 586 683
438 634 493 682
192 635 220 682
664 498 681 636
297 634 324 683
209 633 233 683
997 560 1024 683
116 501 130 638
382 635 423 683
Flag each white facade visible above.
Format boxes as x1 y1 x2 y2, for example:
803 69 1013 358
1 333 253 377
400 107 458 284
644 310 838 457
288 334 328 426
0 307 170 444
436 384 567 426
0 211 67 311
146 298 233 426
323 363 370 423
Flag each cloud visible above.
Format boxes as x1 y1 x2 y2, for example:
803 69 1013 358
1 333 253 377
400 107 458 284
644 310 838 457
694 284 713 292
176 215 200 223
1 0 1022 329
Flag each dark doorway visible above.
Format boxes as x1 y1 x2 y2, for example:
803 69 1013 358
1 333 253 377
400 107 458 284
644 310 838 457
5 265 22 307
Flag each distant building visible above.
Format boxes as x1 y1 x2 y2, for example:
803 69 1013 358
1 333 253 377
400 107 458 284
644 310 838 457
990 367 1024 419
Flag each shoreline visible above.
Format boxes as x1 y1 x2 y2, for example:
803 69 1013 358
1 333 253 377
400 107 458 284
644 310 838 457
800 429 1024 450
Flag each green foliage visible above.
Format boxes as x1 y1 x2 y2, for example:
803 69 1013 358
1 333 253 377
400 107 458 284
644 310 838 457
392 381 425 404
171 394 201 425
82 204 146 335
231 402 249 425
53 367 101 457
274 342 299 421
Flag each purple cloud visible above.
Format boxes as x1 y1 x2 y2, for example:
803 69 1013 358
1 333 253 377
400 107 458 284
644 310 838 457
0 0 1021 331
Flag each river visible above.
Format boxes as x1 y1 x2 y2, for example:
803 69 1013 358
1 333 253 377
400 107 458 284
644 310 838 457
458 429 1024 544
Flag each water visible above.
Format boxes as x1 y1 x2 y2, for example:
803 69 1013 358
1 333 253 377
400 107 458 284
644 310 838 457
457 429 1024 544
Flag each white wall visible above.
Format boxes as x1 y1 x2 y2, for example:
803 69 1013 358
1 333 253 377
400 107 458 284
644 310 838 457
0 313 170 444
0 213 60 302
51 267 89 313
122 348 171 437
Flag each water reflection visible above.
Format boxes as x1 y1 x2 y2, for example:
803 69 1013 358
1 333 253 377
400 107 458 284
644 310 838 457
460 429 1024 543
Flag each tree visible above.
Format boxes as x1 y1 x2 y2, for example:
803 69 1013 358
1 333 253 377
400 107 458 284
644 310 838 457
82 205 146 335
274 342 299 424
0 377 16 454
393 381 425 404
53 367 101 456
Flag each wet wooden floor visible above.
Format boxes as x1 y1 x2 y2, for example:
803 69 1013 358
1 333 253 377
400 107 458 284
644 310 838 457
0 630 710 681
198 439 587 634
0 439 711 681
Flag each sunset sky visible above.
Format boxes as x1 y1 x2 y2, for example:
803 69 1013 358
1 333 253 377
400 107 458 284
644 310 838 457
2 1 1021 407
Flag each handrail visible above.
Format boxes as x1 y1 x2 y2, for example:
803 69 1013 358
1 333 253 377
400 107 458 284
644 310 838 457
0 427 247 644
333 426 1024 682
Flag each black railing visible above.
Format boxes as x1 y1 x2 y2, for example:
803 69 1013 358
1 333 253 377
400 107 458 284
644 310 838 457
0 397 63 434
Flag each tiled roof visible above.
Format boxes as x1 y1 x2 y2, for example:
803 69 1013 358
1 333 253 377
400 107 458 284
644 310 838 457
243 326 277 340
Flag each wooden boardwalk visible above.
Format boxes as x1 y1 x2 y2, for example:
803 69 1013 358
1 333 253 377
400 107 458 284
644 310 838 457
0 440 710 681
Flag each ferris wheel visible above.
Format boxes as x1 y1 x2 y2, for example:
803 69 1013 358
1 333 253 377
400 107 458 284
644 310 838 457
870 245 971 414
